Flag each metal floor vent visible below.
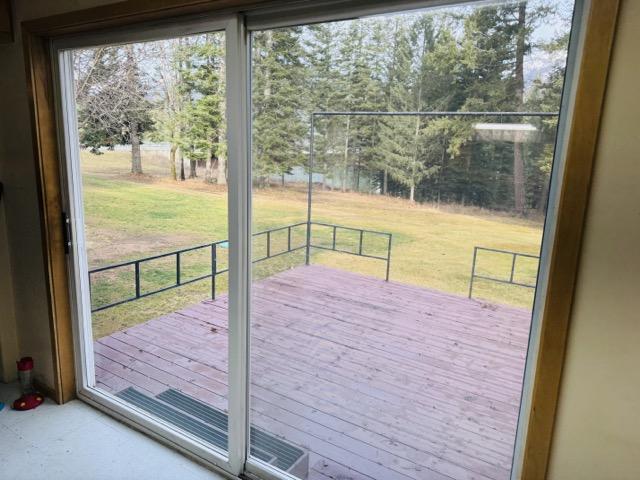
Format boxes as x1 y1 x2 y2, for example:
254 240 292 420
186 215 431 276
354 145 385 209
117 387 308 478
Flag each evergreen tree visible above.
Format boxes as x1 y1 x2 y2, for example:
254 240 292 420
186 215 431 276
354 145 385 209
457 2 556 213
374 18 413 194
333 21 385 191
414 16 477 205
306 23 344 189
377 17 436 201
376 18 429 202
252 28 308 184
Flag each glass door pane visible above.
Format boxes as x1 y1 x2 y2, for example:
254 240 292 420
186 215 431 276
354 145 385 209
249 1 576 479
66 30 234 456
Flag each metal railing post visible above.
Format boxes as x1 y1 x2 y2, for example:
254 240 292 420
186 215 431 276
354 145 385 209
176 252 181 286
358 230 364 255
305 221 311 265
332 225 337 250
305 115 315 266
287 226 291 252
211 243 217 300
134 261 141 298
266 231 271 258
510 253 517 283
385 234 392 282
468 247 478 299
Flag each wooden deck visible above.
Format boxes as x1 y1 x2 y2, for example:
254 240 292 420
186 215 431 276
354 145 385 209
94 265 531 480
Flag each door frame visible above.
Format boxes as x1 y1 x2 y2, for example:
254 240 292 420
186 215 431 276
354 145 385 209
21 0 620 479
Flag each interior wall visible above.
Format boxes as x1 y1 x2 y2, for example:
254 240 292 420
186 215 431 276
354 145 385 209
0 192 19 382
0 0 119 389
547 0 640 478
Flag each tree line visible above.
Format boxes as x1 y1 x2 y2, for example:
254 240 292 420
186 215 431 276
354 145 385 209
74 0 572 215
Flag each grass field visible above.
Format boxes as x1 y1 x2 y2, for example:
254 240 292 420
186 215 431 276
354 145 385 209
82 150 543 338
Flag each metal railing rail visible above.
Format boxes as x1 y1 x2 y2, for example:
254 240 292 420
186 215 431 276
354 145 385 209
468 246 539 299
89 221 392 312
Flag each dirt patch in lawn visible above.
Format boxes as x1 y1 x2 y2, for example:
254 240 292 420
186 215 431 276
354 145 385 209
84 225 200 268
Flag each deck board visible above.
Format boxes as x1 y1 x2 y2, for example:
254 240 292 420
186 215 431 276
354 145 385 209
94 265 531 480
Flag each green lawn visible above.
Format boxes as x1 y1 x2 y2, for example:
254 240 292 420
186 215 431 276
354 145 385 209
82 151 542 338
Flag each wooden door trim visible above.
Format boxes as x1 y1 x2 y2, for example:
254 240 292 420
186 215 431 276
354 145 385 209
519 0 621 478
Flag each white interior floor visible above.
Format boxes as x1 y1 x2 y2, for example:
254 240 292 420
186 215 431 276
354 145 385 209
0 382 225 480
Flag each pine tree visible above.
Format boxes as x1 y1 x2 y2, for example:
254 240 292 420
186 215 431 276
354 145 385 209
414 15 477 204
306 23 344 189
376 15 440 202
458 2 556 213
373 18 412 194
334 21 385 192
252 28 308 184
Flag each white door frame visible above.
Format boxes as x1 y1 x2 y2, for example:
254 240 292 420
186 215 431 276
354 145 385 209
53 13 250 478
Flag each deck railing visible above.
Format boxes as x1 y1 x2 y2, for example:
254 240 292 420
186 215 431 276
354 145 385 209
306 222 392 282
89 221 392 312
468 246 539 300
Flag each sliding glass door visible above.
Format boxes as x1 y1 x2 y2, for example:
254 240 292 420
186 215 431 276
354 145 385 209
55 15 250 475
247 2 579 480
53 2 585 479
